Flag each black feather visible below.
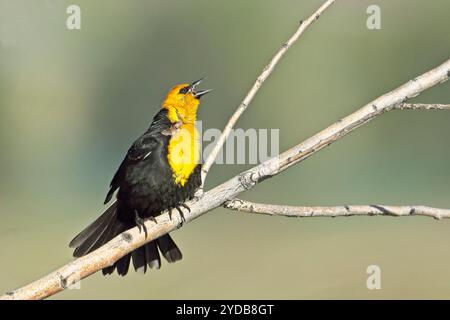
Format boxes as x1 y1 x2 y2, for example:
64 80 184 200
69 202 117 248
116 254 131 276
145 241 161 269
71 108 202 276
132 246 147 273
157 234 182 263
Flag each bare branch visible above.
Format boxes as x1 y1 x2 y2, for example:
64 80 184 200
1 0 449 300
395 103 450 110
2 56 448 300
224 199 450 220
200 0 337 187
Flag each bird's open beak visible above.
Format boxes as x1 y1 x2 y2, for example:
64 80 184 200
194 89 213 99
190 78 213 99
190 78 204 88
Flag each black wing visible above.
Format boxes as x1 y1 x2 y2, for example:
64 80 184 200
104 109 172 204
104 133 158 204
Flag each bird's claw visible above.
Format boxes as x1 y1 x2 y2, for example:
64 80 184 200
175 206 186 224
134 211 148 239
181 203 191 213
168 205 188 227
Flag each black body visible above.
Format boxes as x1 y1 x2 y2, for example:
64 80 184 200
69 108 201 275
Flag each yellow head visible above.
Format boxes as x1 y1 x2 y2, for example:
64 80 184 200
162 78 212 124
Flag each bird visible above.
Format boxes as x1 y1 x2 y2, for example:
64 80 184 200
69 78 212 276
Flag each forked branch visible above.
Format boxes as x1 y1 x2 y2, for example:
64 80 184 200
2 55 448 301
1 0 449 300
225 199 450 220
200 0 337 186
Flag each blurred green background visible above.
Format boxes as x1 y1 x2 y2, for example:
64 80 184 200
0 0 449 299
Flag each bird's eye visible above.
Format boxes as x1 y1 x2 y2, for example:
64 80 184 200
179 86 189 94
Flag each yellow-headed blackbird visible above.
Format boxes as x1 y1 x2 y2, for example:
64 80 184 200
69 79 212 276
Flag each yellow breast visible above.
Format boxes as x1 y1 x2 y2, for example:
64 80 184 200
167 124 200 186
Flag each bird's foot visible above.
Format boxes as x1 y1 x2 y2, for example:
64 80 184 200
181 203 191 213
191 195 201 204
134 211 148 239
175 206 186 226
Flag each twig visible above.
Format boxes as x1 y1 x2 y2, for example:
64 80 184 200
224 199 450 220
395 103 450 110
2 56 448 300
200 0 337 187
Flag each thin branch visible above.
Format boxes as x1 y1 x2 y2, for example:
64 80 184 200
224 199 450 220
1 0 338 300
2 56 448 300
395 103 450 110
2 0 449 299
200 0 337 187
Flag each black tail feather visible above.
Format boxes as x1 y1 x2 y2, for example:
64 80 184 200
72 212 117 257
70 203 183 276
116 254 131 276
132 246 147 273
87 215 123 254
102 262 117 275
145 240 161 270
157 234 182 263
72 207 127 258
69 202 117 249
